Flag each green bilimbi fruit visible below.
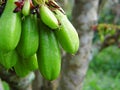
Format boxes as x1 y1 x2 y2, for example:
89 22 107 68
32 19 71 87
14 54 37 77
34 0 46 4
39 5 59 29
0 0 21 52
37 21 61 81
23 54 38 71
22 0 30 16
14 57 31 77
0 50 18 69
54 10 79 54
17 15 39 58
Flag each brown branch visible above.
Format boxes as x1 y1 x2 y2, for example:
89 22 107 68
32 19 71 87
0 65 35 90
100 29 120 51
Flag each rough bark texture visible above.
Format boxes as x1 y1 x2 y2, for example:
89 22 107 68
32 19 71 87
32 70 60 90
58 0 99 90
0 65 35 90
32 70 43 90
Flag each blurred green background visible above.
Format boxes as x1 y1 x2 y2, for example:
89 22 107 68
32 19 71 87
83 46 120 90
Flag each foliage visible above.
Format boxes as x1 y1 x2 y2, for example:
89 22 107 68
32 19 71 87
90 46 120 76
99 8 115 24
83 46 120 90
83 70 120 90
93 23 120 43
98 4 120 25
93 2 120 43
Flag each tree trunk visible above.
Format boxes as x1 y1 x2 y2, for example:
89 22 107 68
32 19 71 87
58 0 99 90
32 70 43 90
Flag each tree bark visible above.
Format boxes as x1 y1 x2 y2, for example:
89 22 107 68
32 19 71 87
32 70 43 90
0 65 35 90
58 0 99 90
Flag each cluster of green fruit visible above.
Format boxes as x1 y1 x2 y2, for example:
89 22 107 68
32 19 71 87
0 0 79 80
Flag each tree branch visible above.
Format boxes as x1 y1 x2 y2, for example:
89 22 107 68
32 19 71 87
0 65 35 90
100 29 120 51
